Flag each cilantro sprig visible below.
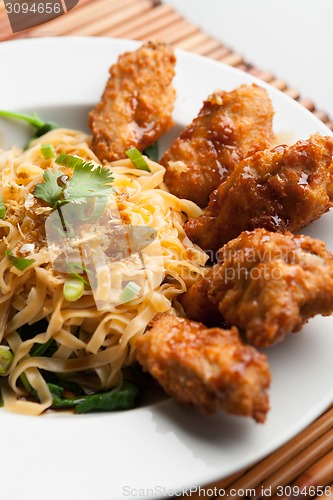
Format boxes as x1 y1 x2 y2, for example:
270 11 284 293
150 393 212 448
34 168 64 209
34 154 114 209
0 110 58 148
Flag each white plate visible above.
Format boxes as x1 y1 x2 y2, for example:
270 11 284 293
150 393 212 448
0 37 332 500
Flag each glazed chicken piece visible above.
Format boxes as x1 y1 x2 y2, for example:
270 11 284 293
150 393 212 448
135 314 271 423
185 134 333 254
182 229 333 347
89 42 176 162
161 84 274 207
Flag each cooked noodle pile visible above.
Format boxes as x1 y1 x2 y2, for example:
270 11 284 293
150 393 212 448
0 129 208 415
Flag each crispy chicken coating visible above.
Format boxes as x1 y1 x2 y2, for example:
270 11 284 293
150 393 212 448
185 135 333 254
182 229 333 347
161 84 274 207
89 42 176 162
135 314 271 423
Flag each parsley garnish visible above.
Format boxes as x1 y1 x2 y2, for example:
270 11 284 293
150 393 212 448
0 196 6 219
5 249 35 271
34 154 114 209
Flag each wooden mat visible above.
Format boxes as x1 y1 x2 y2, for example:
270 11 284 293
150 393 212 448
1 0 333 497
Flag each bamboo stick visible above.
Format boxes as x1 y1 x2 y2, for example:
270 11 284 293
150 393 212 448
284 88 301 100
236 63 250 72
313 110 329 122
112 9 182 41
220 52 243 67
176 31 212 51
217 409 333 499
70 0 153 36
269 449 333 500
109 3 176 38
192 38 223 57
298 98 315 111
294 449 333 490
250 429 333 500
30 0 134 36
160 21 199 45
315 482 333 500
248 69 275 82
208 45 232 61
137 18 196 44
269 79 288 91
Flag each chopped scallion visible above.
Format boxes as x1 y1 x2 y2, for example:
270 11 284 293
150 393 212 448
40 143 55 159
63 278 85 302
126 148 151 172
5 249 35 271
67 263 91 287
119 281 141 303
0 347 13 374
0 196 6 220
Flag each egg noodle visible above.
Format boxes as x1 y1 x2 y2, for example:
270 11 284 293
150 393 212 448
0 129 208 415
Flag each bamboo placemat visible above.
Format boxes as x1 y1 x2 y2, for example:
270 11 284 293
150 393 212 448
0 0 333 497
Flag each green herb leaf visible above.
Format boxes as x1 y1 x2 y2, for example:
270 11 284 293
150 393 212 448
48 381 140 413
126 148 151 172
40 143 55 159
0 110 59 149
34 168 65 208
5 249 35 271
0 196 6 219
143 141 159 162
55 153 114 204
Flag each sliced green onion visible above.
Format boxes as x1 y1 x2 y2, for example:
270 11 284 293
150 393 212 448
126 148 151 172
63 278 85 302
20 372 37 396
119 281 141 303
0 196 6 220
0 347 13 374
30 338 56 357
40 143 55 159
55 152 84 169
67 263 91 287
5 249 35 271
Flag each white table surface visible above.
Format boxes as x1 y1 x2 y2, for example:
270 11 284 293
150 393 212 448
164 0 333 120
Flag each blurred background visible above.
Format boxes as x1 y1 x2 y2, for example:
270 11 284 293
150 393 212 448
0 0 332 118
164 0 333 117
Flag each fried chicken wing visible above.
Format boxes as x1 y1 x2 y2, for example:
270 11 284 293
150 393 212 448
89 42 176 162
161 84 274 207
135 314 271 423
182 229 333 347
185 135 333 253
